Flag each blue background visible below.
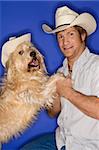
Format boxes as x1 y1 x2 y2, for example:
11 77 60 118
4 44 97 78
0 1 99 150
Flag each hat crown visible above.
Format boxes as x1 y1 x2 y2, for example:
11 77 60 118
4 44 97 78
55 6 79 27
9 37 16 41
56 6 78 17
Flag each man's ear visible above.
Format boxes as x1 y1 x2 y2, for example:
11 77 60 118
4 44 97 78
81 32 87 42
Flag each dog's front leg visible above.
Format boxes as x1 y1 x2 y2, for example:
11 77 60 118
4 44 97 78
17 88 46 107
43 73 64 108
17 89 37 104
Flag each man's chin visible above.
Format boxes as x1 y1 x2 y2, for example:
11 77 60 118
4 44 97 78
63 50 74 58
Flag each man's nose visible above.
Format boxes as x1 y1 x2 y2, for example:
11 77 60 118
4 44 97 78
30 51 36 57
63 36 69 45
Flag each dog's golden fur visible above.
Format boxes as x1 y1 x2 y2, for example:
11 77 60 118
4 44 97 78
0 41 64 143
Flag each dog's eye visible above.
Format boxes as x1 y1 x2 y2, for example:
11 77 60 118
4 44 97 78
18 50 24 55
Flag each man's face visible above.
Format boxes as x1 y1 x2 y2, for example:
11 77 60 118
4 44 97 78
57 27 86 61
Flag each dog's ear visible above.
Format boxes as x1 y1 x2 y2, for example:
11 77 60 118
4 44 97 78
42 61 48 74
7 66 16 83
40 55 48 74
34 47 48 74
6 56 17 85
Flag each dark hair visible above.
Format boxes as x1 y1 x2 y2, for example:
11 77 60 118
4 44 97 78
74 25 87 41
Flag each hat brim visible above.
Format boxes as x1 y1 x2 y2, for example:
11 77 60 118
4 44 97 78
42 13 96 35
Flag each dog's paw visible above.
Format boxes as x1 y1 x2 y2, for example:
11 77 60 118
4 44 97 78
44 101 53 109
49 72 65 83
44 92 58 109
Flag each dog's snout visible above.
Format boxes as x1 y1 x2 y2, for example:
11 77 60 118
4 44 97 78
30 51 36 58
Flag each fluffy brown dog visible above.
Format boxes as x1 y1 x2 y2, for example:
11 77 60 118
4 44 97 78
0 41 64 143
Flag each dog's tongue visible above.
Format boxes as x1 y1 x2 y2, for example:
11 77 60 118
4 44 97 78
29 59 38 67
31 60 37 65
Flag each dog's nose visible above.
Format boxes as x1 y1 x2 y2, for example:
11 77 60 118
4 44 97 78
30 51 36 57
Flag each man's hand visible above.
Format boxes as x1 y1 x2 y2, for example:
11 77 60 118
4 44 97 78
56 75 73 99
57 75 99 119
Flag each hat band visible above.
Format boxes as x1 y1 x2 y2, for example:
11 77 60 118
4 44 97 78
56 23 70 29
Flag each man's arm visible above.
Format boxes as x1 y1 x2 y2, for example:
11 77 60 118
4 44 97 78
67 89 99 119
56 76 99 120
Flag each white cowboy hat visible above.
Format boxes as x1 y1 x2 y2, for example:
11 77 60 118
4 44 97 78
42 6 97 35
1 33 31 67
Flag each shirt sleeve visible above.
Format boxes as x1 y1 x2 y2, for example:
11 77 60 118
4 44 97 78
91 64 99 97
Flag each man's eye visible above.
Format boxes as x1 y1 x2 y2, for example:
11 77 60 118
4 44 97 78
70 32 74 36
58 35 63 39
18 50 24 55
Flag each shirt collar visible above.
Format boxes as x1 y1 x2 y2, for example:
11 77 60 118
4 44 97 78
73 47 90 69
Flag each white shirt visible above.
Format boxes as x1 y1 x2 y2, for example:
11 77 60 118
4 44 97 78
56 47 99 150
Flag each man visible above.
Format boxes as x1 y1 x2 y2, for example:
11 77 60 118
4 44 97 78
21 5 99 150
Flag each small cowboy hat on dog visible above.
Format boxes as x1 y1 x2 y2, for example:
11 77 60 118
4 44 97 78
42 6 97 35
1 33 31 67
